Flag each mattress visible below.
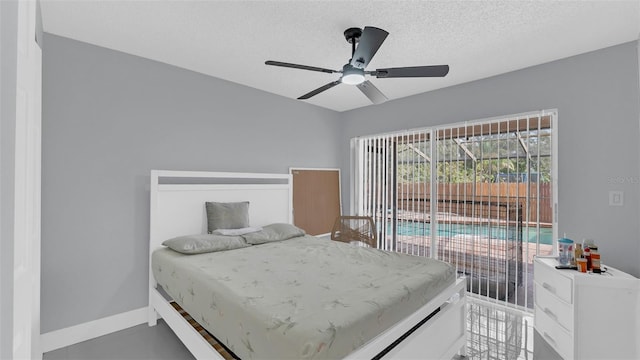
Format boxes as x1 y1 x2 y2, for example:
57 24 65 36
152 235 455 360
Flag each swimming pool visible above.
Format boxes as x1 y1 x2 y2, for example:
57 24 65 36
393 221 553 245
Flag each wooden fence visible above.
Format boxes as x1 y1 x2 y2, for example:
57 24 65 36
394 182 552 224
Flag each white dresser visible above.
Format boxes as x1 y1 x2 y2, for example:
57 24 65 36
533 256 639 360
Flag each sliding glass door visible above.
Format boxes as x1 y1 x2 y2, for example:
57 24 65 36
352 111 556 309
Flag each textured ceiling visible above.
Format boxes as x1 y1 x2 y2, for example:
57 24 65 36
40 0 640 112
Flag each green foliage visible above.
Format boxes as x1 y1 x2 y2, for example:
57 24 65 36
394 130 552 184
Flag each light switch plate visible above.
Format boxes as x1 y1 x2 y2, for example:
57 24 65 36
609 191 624 206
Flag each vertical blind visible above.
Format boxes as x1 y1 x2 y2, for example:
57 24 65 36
352 111 555 309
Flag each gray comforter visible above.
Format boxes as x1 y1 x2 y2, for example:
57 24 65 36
152 235 455 359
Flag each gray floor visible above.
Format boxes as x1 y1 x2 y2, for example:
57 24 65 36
43 319 195 360
43 299 533 360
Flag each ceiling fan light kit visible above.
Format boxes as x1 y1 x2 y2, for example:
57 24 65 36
341 65 365 85
265 26 449 104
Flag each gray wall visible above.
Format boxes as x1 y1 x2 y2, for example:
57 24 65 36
1 0 18 357
340 41 640 277
42 33 640 334
41 34 342 333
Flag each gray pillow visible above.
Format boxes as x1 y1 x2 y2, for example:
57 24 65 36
242 223 306 245
162 234 249 254
205 201 250 233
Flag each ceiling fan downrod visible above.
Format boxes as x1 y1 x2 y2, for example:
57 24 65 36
344 27 362 57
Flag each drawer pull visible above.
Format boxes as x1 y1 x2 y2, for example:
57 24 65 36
543 332 557 346
543 307 558 321
542 282 556 294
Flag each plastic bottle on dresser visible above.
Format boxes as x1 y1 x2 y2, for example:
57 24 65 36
582 239 595 271
590 245 601 273
574 243 583 264
583 246 591 271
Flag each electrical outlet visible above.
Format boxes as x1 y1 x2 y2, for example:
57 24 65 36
609 191 624 206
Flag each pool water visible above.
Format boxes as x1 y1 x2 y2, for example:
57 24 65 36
393 221 553 245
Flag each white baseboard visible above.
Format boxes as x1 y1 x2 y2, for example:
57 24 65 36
40 307 148 353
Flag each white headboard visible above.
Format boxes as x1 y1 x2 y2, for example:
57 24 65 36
149 170 293 253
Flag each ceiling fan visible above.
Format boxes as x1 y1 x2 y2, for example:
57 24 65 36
265 26 449 104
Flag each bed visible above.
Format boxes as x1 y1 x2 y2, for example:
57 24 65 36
148 170 467 359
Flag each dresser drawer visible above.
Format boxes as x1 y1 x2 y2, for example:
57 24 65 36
535 304 573 360
535 282 573 332
534 259 573 303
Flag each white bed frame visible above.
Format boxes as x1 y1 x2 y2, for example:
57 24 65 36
148 170 467 360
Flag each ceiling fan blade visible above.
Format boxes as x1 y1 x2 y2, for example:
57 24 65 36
265 60 338 74
356 80 388 104
298 80 341 100
374 65 449 78
350 26 389 69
